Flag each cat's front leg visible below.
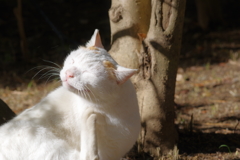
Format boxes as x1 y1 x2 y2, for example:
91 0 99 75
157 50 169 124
80 108 99 160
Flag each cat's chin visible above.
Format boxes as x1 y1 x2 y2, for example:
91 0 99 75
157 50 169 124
62 81 76 92
62 81 90 95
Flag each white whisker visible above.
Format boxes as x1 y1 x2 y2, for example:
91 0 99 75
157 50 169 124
42 59 62 68
30 66 60 77
44 75 59 84
81 90 85 99
85 87 92 102
57 79 62 83
85 85 98 102
39 70 59 80
28 61 61 84
83 89 87 99
32 67 50 79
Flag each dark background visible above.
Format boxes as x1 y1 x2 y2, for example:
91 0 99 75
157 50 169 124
0 0 240 87
0 0 240 69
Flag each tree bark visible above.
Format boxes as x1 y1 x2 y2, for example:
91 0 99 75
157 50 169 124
109 0 185 158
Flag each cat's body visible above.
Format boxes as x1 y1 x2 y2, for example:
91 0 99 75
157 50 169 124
0 30 140 160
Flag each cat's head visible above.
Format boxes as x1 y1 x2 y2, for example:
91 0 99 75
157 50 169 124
60 29 137 100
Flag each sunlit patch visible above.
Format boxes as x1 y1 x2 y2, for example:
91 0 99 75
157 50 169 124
88 46 99 51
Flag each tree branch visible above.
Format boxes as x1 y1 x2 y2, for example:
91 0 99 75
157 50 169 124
164 0 179 36
14 0 28 60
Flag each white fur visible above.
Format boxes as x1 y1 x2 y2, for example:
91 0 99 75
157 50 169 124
0 29 140 160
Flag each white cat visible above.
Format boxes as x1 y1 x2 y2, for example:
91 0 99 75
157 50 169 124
0 29 141 160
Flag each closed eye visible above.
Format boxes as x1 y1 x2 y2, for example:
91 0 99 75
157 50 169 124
82 70 93 76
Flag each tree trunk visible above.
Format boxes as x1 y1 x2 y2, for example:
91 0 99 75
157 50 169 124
109 0 185 158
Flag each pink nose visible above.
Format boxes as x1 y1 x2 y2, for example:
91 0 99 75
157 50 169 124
66 70 74 78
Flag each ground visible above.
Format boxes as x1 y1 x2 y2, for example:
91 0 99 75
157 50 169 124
1 29 240 160
1 1 240 159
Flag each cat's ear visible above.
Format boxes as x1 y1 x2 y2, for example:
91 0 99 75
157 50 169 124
115 66 138 85
86 29 104 48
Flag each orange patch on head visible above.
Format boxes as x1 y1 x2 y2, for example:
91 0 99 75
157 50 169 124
88 46 99 51
103 61 117 81
103 60 116 69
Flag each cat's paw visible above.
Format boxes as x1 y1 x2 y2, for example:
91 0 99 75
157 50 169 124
80 154 99 160
92 155 99 160
81 107 95 121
